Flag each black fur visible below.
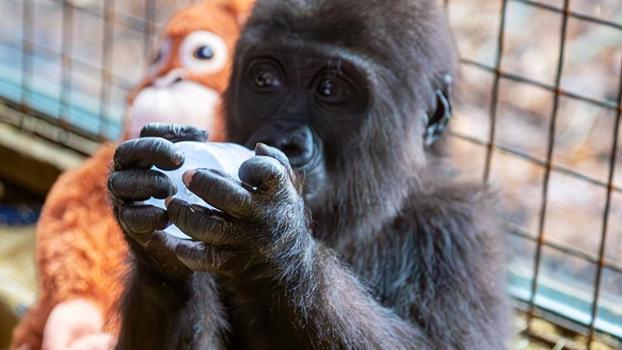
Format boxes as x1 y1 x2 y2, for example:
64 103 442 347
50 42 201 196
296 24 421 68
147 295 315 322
110 0 510 349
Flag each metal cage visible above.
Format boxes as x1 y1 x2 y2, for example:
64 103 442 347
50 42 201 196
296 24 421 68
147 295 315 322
444 0 621 348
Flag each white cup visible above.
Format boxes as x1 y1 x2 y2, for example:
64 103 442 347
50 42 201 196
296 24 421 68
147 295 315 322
144 141 254 239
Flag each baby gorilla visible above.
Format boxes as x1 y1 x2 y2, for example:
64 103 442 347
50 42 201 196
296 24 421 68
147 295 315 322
109 0 510 349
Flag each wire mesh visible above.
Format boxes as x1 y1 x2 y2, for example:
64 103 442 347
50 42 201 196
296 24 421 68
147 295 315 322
445 0 622 348
0 0 197 153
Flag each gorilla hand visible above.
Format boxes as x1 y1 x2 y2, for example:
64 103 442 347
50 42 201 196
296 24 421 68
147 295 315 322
108 123 208 281
166 143 315 284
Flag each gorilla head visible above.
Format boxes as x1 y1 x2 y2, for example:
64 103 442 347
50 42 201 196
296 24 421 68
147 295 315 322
225 0 457 236
112 1 509 348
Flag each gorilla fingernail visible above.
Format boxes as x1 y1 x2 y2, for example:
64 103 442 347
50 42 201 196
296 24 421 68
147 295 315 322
173 151 185 165
182 170 196 186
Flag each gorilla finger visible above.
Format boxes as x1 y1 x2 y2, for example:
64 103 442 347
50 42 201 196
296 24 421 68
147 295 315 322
146 231 193 279
183 169 254 218
140 123 208 143
165 198 237 245
119 205 169 242
109 169 176 200
113 137 183 171
254 143 293 173
149 231 180 252
238 156 289 191
175 240 236 274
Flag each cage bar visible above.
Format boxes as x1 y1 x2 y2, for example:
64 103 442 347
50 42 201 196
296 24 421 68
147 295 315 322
98 0 115 140
586 54 622 350
482 0 508 183
18 0 34 128
529 0 572 330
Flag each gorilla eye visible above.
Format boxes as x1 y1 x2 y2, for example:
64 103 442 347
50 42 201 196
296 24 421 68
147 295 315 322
254 70 281 89
318 80 336 97
316 78 349 102
193 45 214 60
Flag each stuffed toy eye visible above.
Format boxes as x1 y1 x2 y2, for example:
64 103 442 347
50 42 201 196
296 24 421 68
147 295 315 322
148 39 172 76
180 30 228 74
194 45 214 60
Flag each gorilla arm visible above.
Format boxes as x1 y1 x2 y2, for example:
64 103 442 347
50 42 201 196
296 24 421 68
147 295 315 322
116 257 225 350
109 126 229 350
165 145 507 349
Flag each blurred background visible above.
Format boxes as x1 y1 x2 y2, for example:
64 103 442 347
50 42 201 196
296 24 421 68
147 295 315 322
0 0 620 349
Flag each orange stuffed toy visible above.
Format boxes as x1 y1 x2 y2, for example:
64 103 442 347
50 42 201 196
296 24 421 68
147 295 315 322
10 1 253 349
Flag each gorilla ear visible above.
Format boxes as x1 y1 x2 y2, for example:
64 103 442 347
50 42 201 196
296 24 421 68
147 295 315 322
424 74 453 147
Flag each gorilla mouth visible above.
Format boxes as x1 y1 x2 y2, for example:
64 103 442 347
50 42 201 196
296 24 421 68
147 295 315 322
293 139 326 200
245 120 320 170
293 137 322 171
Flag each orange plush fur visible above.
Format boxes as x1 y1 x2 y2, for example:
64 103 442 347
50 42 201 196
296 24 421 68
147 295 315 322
10 1 253 349
11 145 124 350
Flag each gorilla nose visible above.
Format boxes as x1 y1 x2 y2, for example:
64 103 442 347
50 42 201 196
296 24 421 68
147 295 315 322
252 121 315 168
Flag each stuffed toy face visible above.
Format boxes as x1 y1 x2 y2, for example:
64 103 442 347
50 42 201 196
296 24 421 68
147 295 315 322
126 0 253 140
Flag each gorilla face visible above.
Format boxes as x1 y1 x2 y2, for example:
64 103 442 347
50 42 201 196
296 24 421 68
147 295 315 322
230 48 371 201
225 0 456 222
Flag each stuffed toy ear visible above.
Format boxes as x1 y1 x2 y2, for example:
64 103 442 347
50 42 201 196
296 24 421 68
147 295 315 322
217 0 256 24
